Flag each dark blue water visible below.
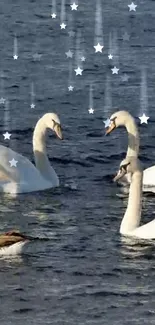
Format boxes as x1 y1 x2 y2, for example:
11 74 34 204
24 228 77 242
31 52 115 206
0 0 155 324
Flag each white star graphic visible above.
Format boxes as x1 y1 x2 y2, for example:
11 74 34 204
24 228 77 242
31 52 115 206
103 119 111 128
94 43 104 53
108 54 113 60
13 55 18 60
51 13 56 18
81 56 86 62
68 85 74 91
74 67 83 75
9 158 18 167
65 50 73 58
121 73 129 82
0 97 5 104
68 31 75 37
88 108 94 114
111 66 119 74
128 2 137 11
30 103 35 109
139 113 149 124
33 53 42 61
70 3 78 10
3 132 11 140
60 23 66 29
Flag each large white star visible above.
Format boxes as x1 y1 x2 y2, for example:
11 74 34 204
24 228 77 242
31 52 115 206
88 108 94 114
128 2 137 11
74 67 83 75
103 119 111 128
68 85 74 91
139 113 149 124
13 55 18 60
111 66 119 74
9 158 18 167
70 3 78 10
65 50 73 58
94 43 104 53
60 23 66 29
3 132 11 140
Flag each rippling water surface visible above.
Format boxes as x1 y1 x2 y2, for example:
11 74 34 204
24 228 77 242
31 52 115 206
1 0 155 324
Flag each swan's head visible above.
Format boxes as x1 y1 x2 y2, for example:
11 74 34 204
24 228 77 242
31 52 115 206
113 157 142 182
43 113 63 140
105 111 132 135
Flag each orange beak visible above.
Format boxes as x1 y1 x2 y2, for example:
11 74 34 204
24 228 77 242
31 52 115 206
105 121 116 135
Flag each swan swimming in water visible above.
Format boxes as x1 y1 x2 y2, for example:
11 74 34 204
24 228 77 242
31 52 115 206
114 156 155 239
106 110 155 189
0 113 63 194
0 230 32 255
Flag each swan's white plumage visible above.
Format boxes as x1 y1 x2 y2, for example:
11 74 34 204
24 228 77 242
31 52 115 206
0 240 28 256
0 113 62 194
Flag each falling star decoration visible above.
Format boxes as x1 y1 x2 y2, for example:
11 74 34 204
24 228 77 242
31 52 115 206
0 72 6 104
68 85 74 91
70 1 78 10
122 31 130 41
13 34 18 59
68 60 74 91
108 54 113 60
74 66 83 75
68 12 75 37
9 158 18 167
104 73 112 115
108 32 113 60
51 0 57 18
60 0 67 29
138 66 149 122
128 2 137 11
110 29 119 71
30 82 35 108
65 50 73 58
3 131 11 140
4 100 10 134
74 30 84 76
111 66 119 74
94 0 104 53
88 83 94 114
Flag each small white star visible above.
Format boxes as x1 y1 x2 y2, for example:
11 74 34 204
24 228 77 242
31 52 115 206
30 103 35 109
121 73 129 82
51 13 56 18
70 3 78 10
65 50 73 58
139 113 149 124
111 66 119 74
68 85 74 91
33 53 42 61
60 23 66 29
0 97 5 104
3 132 11 140
13 55 18 60
128 2 137 11
94 43 104 53
68 31 75 37
88 108 94 114
122 32 130 41
81 56 86 62
103 119 111 128
74 67 83 75
108 54 113 60
9 158 18 167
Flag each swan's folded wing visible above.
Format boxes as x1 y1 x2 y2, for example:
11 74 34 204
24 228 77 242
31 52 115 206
143 166 155 186
131 219 155 239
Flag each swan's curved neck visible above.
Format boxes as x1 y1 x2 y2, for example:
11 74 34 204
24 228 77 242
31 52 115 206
120 171 143 235
125 118 139 157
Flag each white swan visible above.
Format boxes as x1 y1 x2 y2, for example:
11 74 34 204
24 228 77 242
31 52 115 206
0 230 30 255
106 110 155 189
0 113 63 194
114 156 155 239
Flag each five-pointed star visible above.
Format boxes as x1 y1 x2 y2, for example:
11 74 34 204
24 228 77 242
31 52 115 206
122 31 130 41
139 113 149 124
31 103 35 108
68 31 75 37
121 73 129 82
65 50 73 58
3 132 11 140
74 67 83 75
128 2 137 11
88 108 94 114
111 66 119 74
94 43 104 53
70 3 78 10
33 53 42 61
108 54 113 60
13 55 18 60
60 23 66 29
9 158 18 167
103 119 111 128
51 13 56 18
81 56 86 61
0 97 5 104
68 85 74 91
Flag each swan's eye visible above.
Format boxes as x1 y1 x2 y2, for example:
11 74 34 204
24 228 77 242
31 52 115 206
120 162 130 172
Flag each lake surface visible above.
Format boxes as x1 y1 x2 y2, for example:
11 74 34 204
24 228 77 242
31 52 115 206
0 0 155 324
